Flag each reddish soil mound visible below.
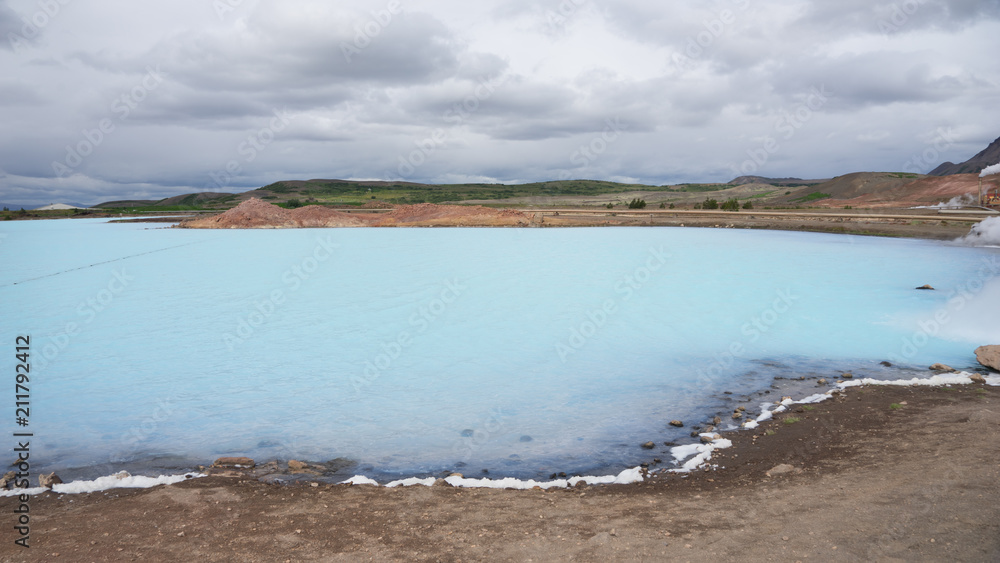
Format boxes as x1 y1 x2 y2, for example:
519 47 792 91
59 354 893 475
181 198 366 229
373 203 530 227
181 199 530 229
816 174 984 208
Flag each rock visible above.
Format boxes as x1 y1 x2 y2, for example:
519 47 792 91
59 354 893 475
669 420 684 427
432 478 452 487
881 361 893 367
975 345 1000 372
700 434 721 444
0 471 16 488
212 457 255 469
641 441 656 450
732 411 743 419
818 378 828 385
970 373 987 384
448 473 464 479
916 285 935 290
842 373 853 379
766 464 796 476
929 363 957 373
39 472 63 489
288 460 308 471
712 416 722 425
736 406 746 412
113 471 130 480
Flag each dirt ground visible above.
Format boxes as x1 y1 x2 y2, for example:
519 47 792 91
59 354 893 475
2 383 997 562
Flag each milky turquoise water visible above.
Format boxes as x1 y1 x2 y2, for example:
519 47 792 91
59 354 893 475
2 218 998 480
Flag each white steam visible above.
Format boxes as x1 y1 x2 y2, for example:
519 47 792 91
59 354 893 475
912 193 976 209
981 162 1000 178
957 216 1000 247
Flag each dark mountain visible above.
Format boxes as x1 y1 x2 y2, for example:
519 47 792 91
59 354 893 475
929 135 1000 176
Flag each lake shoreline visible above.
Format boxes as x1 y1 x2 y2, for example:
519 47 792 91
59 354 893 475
3 381 997 561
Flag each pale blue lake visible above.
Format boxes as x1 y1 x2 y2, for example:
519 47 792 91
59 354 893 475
2 218 998 481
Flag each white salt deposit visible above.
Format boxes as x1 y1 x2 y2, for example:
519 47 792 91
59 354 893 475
0 473 204 497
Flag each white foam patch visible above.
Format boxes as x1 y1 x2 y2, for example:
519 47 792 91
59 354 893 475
837 372 985 388
0 473 204 497
343 467 646 490
340 475 379 486
667 436 733 473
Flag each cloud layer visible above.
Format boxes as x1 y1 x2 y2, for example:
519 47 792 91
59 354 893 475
1 0 999 206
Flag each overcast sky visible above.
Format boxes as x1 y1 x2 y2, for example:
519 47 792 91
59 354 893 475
1 0 998 206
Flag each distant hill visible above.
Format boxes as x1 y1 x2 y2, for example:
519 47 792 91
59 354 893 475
930 135 1000 176
729 176 828 186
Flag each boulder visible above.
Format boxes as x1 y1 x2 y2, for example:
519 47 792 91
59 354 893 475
916 285 935 290
641 441 656 450
212 457 255 469
929 363 957 373
970 373 987 384
287 460 308 471
39 472 62 489
975 345 1000 372
669 420 684 427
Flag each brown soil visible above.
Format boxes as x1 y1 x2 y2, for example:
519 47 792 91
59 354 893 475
180 199 531 229
3 383 997 562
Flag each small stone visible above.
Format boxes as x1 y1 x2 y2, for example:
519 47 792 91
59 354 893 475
310 482 319 487
970 373 986 384
767 464 796 476
881 361 893 367
448 473 464 479
916 284 935 290
641 441 656 450
732 411 743 419
818 378 828 385
700 434 721 444
929 363 957 373
736 406 746 412
712 416 722 425
213 457 255 469
39 472 63 489
432 478 452 487
288 460 308 471
177 531 185 537
519 435 533 443
669 420 684 427
842 373 853 379
113 471 130 480
690 431 700 437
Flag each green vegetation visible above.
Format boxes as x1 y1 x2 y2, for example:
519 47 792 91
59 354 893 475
793 192 832 203
667 183 728 193
888 172 919 179
701 197 719 210
890 403 903 410
721 198 740 211
802 405 815 411
627 198 647 209
783 417 801 425
764 429 777 436
742 200 753 210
